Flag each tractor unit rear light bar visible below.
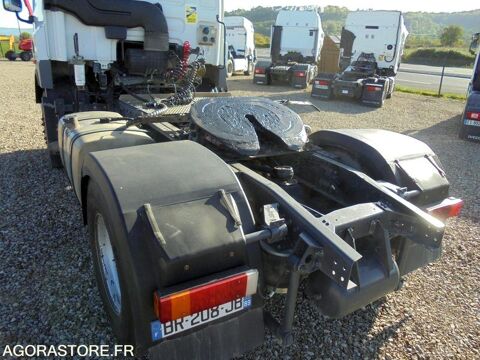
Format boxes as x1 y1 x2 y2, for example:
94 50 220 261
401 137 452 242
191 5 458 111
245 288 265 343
427 197 464 220
153 269 258 323
466 111 480 121
366 85 382 92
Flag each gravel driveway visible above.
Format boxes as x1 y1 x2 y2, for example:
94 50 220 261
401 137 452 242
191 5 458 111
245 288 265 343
1 62 478 359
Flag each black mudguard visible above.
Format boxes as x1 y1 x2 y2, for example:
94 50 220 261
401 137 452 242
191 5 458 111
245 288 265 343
81 140 263 354
310 129 450 206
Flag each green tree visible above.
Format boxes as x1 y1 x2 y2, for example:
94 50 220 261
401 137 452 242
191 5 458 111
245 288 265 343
440 25 464 46
20 32 31 40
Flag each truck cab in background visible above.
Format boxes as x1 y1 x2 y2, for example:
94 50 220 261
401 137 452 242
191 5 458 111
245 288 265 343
224 16 256 76
312 10 408 107
254 8 324 88
459 32 480 141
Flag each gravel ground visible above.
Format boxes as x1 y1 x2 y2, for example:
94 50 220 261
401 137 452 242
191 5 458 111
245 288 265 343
1 62 479 359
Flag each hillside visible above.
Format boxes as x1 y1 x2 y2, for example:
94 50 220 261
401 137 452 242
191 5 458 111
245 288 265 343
226 6 480 43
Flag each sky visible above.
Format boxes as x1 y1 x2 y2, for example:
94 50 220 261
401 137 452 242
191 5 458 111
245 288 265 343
1 1 479 29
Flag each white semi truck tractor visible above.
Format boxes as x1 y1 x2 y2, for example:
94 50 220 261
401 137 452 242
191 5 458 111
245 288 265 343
224 16 256 76
254 9 324 88
312 10 408 107
3 1 464 359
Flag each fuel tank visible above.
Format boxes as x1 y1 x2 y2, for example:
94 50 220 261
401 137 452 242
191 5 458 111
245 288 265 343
57 111 155 202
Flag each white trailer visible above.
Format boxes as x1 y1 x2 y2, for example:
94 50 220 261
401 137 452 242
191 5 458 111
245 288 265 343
224 16 255 76
254 9 324 88
312 10 408 107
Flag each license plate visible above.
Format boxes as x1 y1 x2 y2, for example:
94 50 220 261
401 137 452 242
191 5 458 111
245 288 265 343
314 84 329 89
342 89 349 94
464 119 480 127
151 296 252 341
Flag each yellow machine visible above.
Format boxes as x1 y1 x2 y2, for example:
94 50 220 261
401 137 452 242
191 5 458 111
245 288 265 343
0 33 33 61
0 34 16 59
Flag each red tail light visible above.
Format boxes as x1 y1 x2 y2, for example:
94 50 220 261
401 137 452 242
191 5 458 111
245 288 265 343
294 71 306 77
366 85 382 92
153 270 258 323
255 67 265 74
315 80 329 86
466 111 480 121
427 197 464 220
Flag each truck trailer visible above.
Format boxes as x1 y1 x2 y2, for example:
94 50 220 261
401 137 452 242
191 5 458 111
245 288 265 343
224 16 256 76
253 9 324 88
312 10 408 107
3 0 464 359
459 32 480 141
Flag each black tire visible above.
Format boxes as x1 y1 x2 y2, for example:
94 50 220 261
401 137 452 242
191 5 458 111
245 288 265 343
226 59 234 78
20 51 32 62
5 50 17 61
266 73 272 85
41 115 63 169
87 179 133 343
49 152 63 169
244 61 254 76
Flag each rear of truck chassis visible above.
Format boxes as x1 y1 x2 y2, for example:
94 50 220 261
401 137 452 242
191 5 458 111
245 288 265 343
6 1 463 359
312 53 395 107
57 104 462 359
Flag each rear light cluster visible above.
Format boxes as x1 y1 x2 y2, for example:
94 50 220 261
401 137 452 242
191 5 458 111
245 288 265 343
315 80 330 86
153 270 258 323
466 111 480 121
255 68 265 74
294 71 306 77
366 85 382 92
427 197 464 220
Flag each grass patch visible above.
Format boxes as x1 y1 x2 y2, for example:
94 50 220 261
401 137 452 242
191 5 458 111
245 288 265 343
402 47 475 67
395 85 466 100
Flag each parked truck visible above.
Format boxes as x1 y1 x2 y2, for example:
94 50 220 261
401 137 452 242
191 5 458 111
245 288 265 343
253 9 324 88
224 16 256 76
312 10 408 107
459 32 480 141
3 0 464 359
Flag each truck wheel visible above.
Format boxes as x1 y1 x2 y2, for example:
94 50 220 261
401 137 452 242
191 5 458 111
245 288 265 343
41 116 63 169
266 73 272 85
227 60 234 78
20 51 32 62
87 180 133 343
244 62 253 76
5 50 17 61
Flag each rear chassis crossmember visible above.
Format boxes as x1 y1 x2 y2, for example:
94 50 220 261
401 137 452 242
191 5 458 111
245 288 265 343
231 147 445 344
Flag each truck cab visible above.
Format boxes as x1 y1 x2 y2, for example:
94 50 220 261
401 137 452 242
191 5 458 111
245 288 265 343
224 16 256 76
254 8 324 88
29 0 227 166
312 10 408 107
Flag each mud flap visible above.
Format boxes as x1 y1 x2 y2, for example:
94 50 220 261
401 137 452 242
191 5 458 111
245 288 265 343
81 140 258 353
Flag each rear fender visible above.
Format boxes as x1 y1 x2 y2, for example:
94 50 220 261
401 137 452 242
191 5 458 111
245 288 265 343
81 141 260 352
309 129 450 206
